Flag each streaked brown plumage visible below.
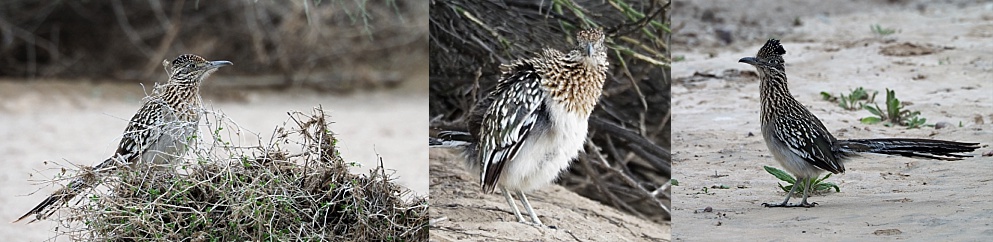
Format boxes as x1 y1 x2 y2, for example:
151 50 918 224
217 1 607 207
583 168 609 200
740 39 979 208
14 54 231 223
432 29 608 226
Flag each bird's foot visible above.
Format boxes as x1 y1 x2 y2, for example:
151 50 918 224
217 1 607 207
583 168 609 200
517 221 556 229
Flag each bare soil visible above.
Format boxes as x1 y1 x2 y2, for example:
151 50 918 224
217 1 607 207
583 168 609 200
672 1 993 241
428 149 672 241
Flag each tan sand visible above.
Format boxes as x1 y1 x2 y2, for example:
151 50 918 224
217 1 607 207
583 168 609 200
672 2 993 241
0 79 427 240
428 149 672 241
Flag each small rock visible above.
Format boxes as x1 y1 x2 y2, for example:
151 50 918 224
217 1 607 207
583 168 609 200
701 9 717 22
934 121 952 129
715 28 733 45
873 229 902 236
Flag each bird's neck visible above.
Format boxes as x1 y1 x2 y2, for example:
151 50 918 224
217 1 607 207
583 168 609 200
535 51 608 117
759 69 794 123
154 80 203 114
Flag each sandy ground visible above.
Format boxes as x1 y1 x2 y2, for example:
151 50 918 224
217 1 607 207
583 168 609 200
428 149 671 241
671 1 993 241
0 76 428 240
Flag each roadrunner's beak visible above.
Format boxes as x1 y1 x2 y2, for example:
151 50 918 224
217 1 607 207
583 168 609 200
208 60 233 69
738 57 758 65
586 43 595 56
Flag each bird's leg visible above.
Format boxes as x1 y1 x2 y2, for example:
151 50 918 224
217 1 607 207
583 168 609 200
502 187 527 223
516 190 544 226
763 176 800 207
798 177 817 207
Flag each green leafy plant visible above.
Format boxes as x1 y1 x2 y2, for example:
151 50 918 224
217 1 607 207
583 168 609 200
871 24 897 36
860 88 928 128
939 57 951 65
904 116 928 129
763 166 839 195
821 86 877 111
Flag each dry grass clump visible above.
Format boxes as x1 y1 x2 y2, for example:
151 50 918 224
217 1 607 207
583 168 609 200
429 0 671 222
48 107 427 241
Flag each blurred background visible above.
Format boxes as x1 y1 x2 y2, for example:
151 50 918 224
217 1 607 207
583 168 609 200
0 1 427 240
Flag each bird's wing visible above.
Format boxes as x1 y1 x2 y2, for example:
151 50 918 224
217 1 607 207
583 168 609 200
478 65 548 193
774 110 844 174
99 98 168 169
14 98 168 223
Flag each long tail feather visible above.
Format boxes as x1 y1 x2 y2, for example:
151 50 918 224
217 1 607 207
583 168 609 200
838 138 980 161
430 130 475 148
13 157 118 223
13 178 88 223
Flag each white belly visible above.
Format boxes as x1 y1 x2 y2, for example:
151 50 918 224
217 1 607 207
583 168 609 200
141 111 198 165
762 124 824 179
498 103 589 192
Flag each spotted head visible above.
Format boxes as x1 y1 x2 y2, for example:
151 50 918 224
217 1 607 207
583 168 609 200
738 39 786 74
162 54 232 84
570 28 608 68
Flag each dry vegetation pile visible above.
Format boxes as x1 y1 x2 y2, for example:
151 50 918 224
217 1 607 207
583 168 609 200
0 1 427 90
38 107 427 241
429 0 672 222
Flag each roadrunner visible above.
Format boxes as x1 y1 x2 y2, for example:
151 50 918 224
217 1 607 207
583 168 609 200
14 54 231 223
739 39 980 208
431 29 608 225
